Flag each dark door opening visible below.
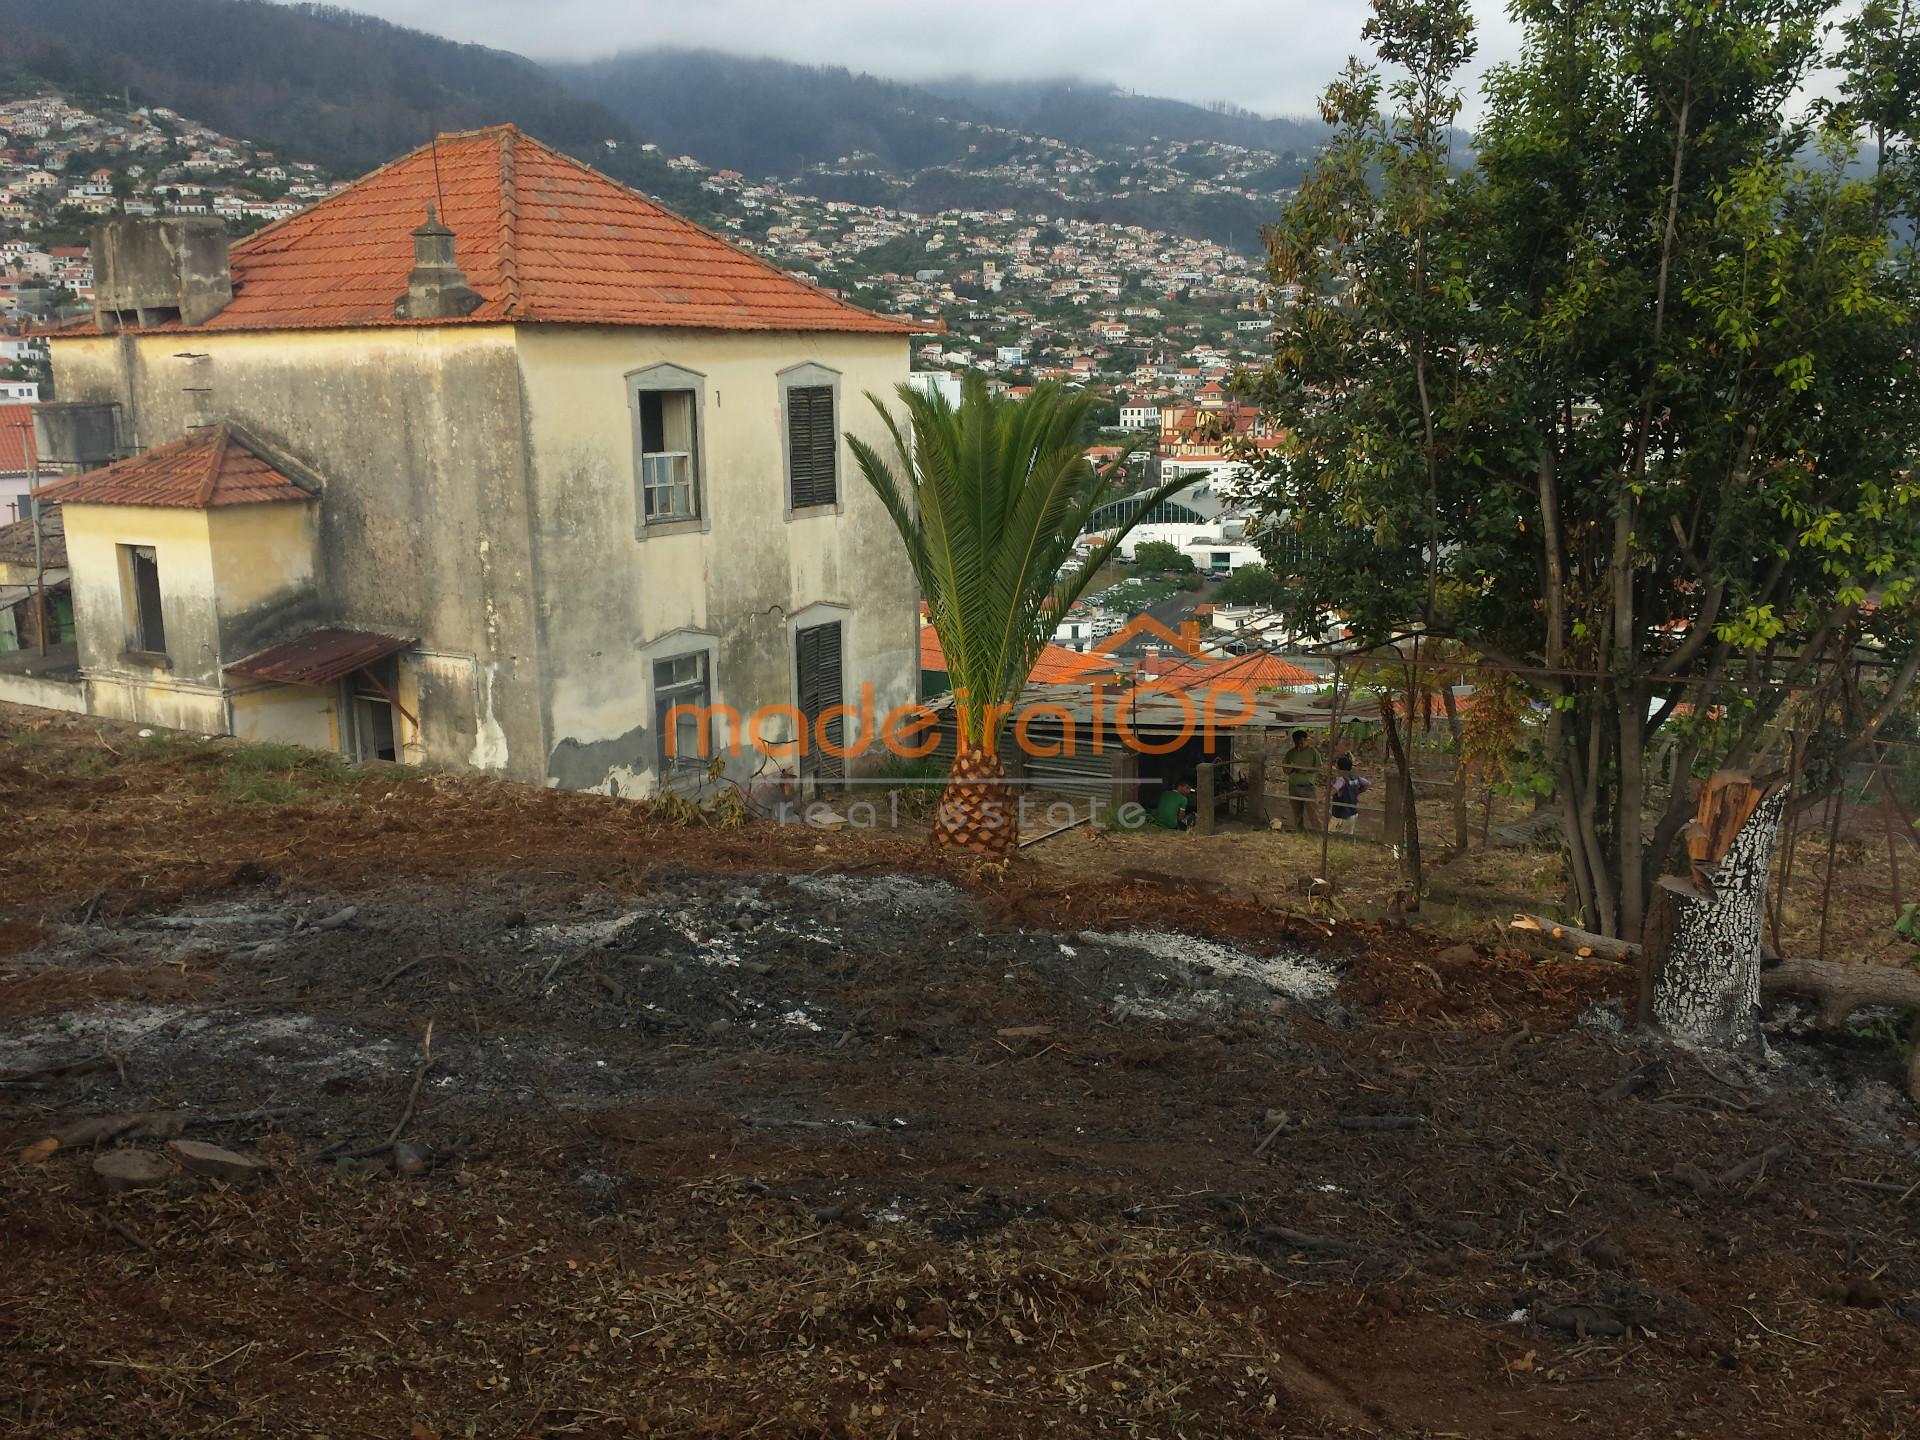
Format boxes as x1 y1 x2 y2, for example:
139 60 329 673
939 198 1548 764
345 657 401 762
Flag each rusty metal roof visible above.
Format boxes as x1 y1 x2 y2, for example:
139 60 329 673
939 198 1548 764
224 628 411 687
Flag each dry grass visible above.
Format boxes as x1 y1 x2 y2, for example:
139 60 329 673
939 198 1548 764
1031 793 1917 967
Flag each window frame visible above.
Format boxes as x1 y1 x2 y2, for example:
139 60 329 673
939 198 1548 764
118 542 169 662
627 363 709 539
786 601 851 785
778 362 843 519
642 627 721 788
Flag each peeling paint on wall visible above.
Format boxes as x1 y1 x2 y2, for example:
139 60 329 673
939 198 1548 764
470 660 510 771
547 719 651 794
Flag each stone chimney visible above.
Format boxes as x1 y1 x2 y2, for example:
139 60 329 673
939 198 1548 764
394 207 482 320
92 217 232 331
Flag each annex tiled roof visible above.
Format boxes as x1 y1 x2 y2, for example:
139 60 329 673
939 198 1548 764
0 403 35 475
97 126 919 337
0 506 65 569
36 426 314 509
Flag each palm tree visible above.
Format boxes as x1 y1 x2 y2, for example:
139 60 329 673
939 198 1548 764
850 374 1189 853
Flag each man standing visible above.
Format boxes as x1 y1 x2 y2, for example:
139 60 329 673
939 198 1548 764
1328 753 1370 834
1281 728 1321 831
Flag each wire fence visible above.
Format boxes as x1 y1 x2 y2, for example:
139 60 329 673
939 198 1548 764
1215 644 1919 965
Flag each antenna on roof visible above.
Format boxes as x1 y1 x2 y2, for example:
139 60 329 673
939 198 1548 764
429 126 447 219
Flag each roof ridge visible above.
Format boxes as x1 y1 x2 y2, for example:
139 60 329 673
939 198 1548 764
233 125 527 259
194 426 230 507
497 128 521 317
509 129 918 334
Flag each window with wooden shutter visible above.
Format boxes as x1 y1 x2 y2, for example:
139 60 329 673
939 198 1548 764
794 620 844 781
786 383 838 509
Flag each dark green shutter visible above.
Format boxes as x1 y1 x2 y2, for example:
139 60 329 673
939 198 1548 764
787 385 837 508
795 620 844 782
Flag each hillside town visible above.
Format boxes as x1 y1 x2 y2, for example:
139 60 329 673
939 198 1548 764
692 141 1279 410
0 91 1280 435
0 93 347 337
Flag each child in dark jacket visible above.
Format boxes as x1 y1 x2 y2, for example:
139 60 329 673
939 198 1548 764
1329 754 1370 834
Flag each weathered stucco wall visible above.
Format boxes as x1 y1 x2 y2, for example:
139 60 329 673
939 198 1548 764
514 325 919 796
0 671 87 714
207 502 319 650
49 328 545 778
60 501 228 732
231 682 334 750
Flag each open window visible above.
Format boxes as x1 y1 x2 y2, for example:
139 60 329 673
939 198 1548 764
629 364 705 532
347 654 400 762
118 543 167 658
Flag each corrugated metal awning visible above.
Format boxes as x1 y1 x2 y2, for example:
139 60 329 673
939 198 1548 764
225 628 412 687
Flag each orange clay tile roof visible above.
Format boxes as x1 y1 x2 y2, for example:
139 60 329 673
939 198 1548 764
81 126 920 337
0 506 64 568
0 403 35 475
36 427 314 509
1153 651 1317 694
918 626 1120 687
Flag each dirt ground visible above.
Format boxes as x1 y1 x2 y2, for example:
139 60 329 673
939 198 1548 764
1031 793 1919 966
3 705 1919 1439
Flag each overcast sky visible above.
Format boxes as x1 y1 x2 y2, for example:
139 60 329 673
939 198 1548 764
301 0 1532 120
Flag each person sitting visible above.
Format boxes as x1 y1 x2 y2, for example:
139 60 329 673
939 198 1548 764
1154 779 1196 831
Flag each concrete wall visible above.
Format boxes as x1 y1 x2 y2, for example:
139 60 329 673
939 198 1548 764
231 681 334 749
50 327 545 778
515 326 919 796
0 671 86 714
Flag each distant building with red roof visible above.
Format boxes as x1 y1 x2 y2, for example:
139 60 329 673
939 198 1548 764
918 625 1120 697
20 127 926 794
1153 650 1318 696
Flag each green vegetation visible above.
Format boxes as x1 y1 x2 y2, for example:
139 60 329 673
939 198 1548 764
1218 563 1285 609
1243 0 1920 937
1131 540 1196 574
214 741 354 804
850 375 1184 850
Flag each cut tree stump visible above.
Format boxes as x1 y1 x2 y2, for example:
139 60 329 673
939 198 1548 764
1637 772 1788 1048
1506 922 1920 1102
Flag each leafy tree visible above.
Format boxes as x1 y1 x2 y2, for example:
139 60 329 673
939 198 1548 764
1240 0 1478 904
1217 562 1286 609
850 375 1183 852
1244 0 1920 939
1133 539 1196 573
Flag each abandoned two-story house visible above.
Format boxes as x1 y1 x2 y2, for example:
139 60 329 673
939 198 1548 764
17 125 925 795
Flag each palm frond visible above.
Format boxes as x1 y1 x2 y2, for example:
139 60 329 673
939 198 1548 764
850 378 1195 749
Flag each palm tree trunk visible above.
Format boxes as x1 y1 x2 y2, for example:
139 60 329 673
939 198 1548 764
933 744 1017 853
